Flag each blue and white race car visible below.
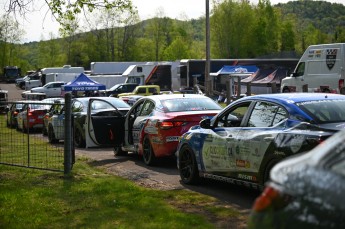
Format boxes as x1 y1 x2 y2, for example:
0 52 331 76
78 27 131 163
176 93 345 190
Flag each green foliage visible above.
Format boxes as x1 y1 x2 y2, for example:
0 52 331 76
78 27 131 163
3 0 345 74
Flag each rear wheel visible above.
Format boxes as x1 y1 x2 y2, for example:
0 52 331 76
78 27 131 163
142 135 156 166
74 128 85 148
179 145 200 185
263 159 280 185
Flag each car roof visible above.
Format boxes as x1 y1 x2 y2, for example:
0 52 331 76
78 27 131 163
238 93 345 104
73 96 124 102
144 94 210 100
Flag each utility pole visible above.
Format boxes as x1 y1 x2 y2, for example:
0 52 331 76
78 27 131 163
205 0 211 96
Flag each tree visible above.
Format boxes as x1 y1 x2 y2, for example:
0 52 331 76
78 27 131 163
0 15 24 67
4 0 133 33
145 7 168 61
211 0 255 58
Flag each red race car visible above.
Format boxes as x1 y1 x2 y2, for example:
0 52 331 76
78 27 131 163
16 101 51 133
114 94 222 166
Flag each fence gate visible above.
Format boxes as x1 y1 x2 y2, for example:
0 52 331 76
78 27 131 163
0 95 74 173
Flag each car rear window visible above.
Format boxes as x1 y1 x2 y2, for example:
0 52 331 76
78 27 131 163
297 99 345 123
161 97 221 112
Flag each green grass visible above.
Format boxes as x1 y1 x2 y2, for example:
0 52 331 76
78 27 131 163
0 115 64 171
0 113 245 228
0 157 244 229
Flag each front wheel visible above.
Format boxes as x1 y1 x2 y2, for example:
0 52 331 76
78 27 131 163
42 125 48 136
114 146 128 156
48 125 58 144
74 128 86 148
178 145 200 185
142 135 156 166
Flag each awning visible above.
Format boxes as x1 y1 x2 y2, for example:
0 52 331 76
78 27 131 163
62 73 106 91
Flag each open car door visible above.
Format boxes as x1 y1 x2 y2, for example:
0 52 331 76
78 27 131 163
86 98 126 148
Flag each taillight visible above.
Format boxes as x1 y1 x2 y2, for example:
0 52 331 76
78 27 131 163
252 186 291 212
339 79 344 90
28 112 33 117
158 121 186 130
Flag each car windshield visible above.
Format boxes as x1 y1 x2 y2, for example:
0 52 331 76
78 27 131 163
297 99 345 123
109 84 120 91
161 97 221 112
109 99 131 108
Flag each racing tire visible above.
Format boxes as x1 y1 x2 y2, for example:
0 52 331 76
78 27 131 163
74 128 86 148
142 135 156 166
178 145 200 185
22 122 27 133
42 125 48 136
113 146 128 156
263 159 280 185
48 125 58 144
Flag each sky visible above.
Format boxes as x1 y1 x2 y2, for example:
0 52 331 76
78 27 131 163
1 0 344 43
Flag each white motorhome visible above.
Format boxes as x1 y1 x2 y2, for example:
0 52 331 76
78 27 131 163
281 43 345 94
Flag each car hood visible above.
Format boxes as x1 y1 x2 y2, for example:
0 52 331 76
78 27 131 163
118 92 134 97
31 87 44 92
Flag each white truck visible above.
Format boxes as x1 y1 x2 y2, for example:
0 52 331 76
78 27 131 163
123 62 182 91
281 43 345 94
24 65 84 90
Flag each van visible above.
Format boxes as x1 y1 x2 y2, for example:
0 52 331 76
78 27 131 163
281 43 345 94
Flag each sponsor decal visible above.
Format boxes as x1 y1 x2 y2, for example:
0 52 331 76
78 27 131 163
151 136 162 144
238 174 257 181
166 136 179 142
252 148 260 157
315 49 322 57
236 159 250 168
274 151 286 156
326 48 338 70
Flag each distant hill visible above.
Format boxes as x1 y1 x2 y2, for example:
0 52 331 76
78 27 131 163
275 0 345 34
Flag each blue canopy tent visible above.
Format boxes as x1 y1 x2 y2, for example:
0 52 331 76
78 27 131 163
62 73 106 91
211 65 258 76
211 65 258 92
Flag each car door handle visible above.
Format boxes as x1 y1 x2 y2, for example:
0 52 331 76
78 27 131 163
264 136 274 141
226 135 234 140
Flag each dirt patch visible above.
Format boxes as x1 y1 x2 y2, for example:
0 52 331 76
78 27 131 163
79 153 250 228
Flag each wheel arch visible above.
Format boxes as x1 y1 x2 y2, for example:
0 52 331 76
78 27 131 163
258 156 284 186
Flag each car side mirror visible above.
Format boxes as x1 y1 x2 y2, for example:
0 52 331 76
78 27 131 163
200 118 211 129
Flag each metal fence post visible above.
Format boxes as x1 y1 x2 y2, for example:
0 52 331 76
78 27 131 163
64 93 72 175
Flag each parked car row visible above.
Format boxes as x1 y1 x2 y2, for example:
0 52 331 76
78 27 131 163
5 92 345 228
